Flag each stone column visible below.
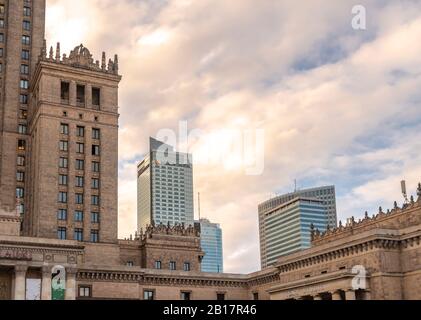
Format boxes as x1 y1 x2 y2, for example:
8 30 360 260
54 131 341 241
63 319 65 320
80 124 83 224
41 266 52 300
331 291 342 301
65 268 77 300
313 295 322 301
345 290 356 301
14 265 28 300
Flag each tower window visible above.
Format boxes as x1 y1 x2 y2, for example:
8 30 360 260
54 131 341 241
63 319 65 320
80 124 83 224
21 64 29 75
59 175 68 186
16 172 25 182
58 227 67 240
60 123 69 135
76 159 85 171
22 35 30 45
18 140 26 151
18 124 27 134
57 209 67 221
74 211 84 222
91 195 100 206
61 82 70 102
92 145 100 156
59 157 68 168
170 261 176 271
76 85 85 106
92 128 100 140
90 230 99 243
76 176 84 188
16 188 25 198
91 212 100 223
155 261 162 270
76 126 85 137
20 79 29 89
58 192 68 203
22 50 30 60
23 20 31 31
74 229 83 242
20 94 28 104
23 7 31 17
75 193 84 205
92 88 100 108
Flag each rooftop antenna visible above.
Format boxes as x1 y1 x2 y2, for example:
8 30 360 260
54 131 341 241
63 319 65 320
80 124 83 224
401 180 409 204
198 192 201 221
294 179 297 193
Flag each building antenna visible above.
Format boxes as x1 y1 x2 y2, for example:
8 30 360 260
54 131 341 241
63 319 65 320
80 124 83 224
294 179 297 193
198 192 201 221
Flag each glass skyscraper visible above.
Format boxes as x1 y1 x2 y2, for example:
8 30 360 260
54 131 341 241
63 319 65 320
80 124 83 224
263 197 327 267
259 186 336 269
196 219 223 273
137 138 194 232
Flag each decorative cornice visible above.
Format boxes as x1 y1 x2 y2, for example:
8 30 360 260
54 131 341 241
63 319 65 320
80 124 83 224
311 188 421 245
39 42 119 76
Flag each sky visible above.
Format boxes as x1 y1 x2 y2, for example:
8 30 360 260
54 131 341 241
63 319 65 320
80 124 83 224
46 0 421 273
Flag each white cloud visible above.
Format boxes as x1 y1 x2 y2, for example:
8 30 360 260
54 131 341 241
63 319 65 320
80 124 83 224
47 0 421 273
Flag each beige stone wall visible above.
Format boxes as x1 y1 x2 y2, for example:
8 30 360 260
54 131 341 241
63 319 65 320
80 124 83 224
27 61 120 243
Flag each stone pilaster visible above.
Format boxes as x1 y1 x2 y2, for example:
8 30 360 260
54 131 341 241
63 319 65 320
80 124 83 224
41 266 52 300
14 265 28 300
65 268 77 300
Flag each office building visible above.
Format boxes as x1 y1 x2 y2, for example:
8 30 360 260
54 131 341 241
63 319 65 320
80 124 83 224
137 138 194 232
263 197 327 267
196 219 223 273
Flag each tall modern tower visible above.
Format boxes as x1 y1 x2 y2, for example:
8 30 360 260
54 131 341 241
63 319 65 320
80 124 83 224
195 219 223 273
0 0 46 223
258 186 337 269
137 138 194 232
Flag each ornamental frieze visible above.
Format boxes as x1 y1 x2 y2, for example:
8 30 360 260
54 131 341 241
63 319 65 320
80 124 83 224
0 248 32 261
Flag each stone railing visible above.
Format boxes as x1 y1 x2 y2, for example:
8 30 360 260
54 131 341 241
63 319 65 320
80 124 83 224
311 183 421 245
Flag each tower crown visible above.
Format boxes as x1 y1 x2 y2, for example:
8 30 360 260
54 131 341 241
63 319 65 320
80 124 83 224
40 41 119 75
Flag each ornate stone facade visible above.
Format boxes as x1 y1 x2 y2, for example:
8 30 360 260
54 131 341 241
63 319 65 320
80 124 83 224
1 0 421 301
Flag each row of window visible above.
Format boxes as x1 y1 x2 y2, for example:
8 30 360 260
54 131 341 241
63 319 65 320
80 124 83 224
78 286 225 301
61 82 101 108
59 141 101 156
59 175 100 189
58 209 99 223
60 124 101 139
58 192 100 206
154 260 191 272
59 158 100 172
58 227 99 242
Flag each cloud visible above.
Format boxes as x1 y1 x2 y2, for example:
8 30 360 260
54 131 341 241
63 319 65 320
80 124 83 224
47 0 421 273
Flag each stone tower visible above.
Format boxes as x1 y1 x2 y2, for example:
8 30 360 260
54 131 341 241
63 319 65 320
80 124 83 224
0 0 46 222
24 43 121 243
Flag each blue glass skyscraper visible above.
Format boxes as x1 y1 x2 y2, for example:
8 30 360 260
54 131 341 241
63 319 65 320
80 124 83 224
197 219 223 273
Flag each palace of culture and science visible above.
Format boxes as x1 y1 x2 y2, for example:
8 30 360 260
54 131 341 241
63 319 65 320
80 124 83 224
1 0 421 300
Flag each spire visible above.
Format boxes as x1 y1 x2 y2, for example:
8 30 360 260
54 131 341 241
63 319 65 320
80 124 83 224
55 42 61 61
40 39 47 60
113 54 119 74
417 183 421 202
101 52 106 70
49 46 54 60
